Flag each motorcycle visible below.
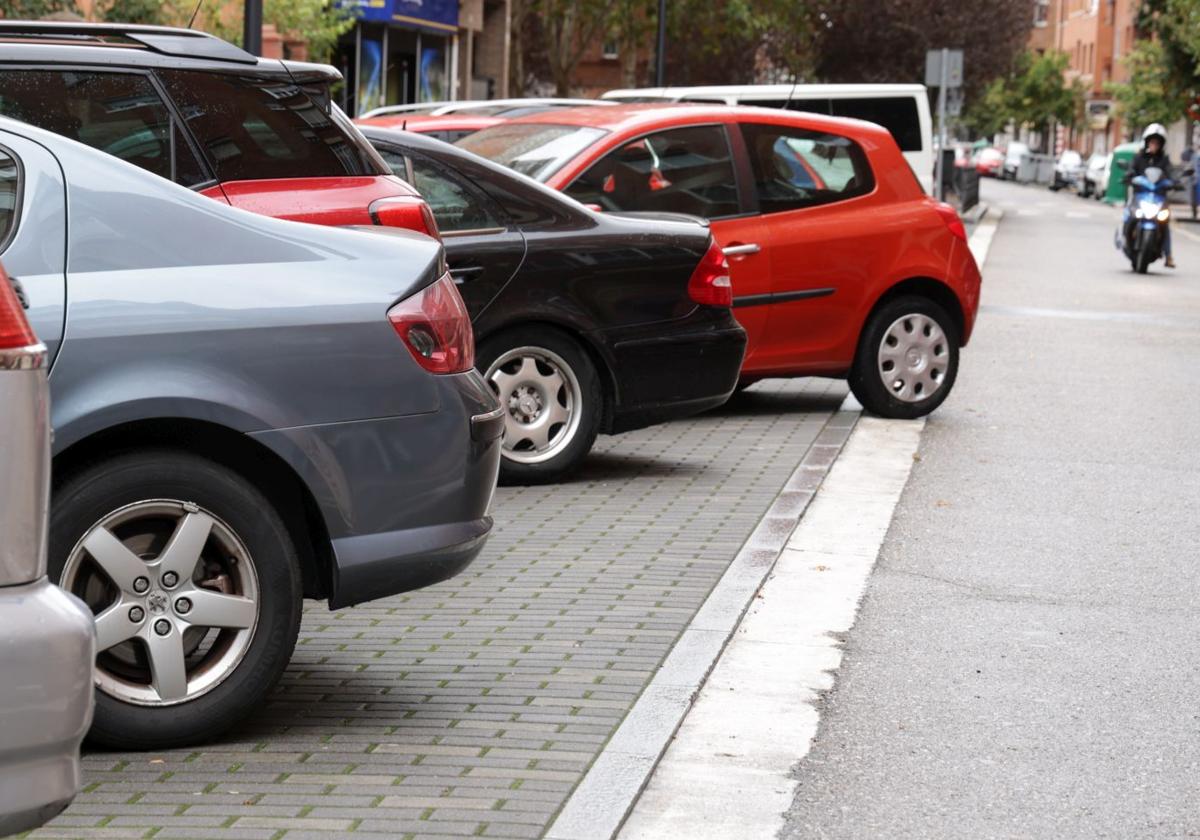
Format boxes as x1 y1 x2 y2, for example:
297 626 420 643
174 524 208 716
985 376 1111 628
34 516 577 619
1117 166 1173 273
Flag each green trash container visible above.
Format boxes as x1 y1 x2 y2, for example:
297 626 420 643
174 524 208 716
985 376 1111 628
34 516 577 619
1103 142 1138 204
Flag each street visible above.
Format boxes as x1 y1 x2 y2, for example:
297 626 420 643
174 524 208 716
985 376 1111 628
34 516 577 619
782 179 1200 838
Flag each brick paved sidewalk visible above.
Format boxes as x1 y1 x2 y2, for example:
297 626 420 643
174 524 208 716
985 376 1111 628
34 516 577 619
29 378 846 840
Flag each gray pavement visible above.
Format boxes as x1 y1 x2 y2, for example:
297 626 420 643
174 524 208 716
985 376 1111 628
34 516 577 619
783 180 1200 839
31 378 847 840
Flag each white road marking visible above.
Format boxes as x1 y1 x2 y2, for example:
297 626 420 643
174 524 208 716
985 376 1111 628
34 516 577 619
617 417 925 840
1016 208 1042 217
1066 210 1092 219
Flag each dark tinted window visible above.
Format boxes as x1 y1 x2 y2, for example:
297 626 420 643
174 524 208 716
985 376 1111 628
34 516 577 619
408 154 501 232
157 70 381 182
742 122 874 213
744 98 833 116
0 149 17 245
565 124 739 218
0 69 208 186
830 97 922 152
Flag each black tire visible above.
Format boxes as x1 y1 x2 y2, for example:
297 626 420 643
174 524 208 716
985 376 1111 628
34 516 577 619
476 327 603 485
50 450 302 749
1136 238 1153 274
849 296 961 420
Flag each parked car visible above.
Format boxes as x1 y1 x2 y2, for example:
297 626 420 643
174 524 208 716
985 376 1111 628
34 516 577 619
0 21 438 237
974 147 1004 177
1083 152 1111 199
0 264 95 836
359 125 748 483
360 98 611 119
1002 142 1030 180
0 114 503 749
600 84 934 192
1050 150 1084 192
459 104 981 418
357 113 506 143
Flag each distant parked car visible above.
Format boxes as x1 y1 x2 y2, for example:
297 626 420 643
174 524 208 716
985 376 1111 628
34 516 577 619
1081 153 1109 198
0 21 438 237
974 147 1004 177
1 114 503 749
1050 150 1084 191
0 263 95 836
460 103 982 418
1002 142 1030 180
357 113 506 143
360 125 747 483
360 98 612 119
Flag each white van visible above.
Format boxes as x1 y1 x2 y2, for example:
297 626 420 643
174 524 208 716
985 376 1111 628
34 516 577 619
601 84 934 191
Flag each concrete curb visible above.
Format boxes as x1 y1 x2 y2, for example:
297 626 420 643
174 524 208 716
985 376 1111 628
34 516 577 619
544 407 860 840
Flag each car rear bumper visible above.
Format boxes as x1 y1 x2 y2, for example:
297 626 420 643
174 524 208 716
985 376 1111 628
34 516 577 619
602 313 746 434
0 578 94 837
249 370 503 610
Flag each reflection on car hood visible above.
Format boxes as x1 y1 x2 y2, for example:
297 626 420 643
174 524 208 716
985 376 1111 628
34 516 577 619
603 210 709 228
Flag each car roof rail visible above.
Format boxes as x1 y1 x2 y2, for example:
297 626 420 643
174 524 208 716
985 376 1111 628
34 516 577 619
0 21 258 64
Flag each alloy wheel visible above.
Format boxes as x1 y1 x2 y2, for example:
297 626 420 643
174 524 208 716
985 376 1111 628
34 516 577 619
62 500 259 707
876 313 949 403
486 346 582 464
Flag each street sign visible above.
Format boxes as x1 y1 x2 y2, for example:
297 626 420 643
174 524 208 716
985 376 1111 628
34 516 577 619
946 88 964 117
925 49 964 89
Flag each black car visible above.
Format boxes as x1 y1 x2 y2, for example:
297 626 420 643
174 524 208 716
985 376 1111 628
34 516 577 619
359 126 747 484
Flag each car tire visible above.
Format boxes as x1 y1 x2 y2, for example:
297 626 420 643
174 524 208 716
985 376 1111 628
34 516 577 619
50 450 302 750
477 327 603 485
849 296 960 420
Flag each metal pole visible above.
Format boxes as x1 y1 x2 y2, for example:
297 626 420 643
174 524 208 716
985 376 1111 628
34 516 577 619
655 0 666 87
243 0 263 56
935 47 948 201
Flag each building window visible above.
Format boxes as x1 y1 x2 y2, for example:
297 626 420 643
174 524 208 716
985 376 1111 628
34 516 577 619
602 40 619 60
1034 0 1049 26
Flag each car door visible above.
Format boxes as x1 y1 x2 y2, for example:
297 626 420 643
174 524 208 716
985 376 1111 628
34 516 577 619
737 120 885 371
561 122 771 361
380 146 526 316
0 131 67 366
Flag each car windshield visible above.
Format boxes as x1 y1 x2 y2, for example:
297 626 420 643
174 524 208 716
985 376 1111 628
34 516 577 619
457 124 608 181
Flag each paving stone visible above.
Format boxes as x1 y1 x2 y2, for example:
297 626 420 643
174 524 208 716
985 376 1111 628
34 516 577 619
30 379 843 839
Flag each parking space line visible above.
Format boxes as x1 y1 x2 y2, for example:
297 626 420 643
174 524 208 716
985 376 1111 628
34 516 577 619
543 409 860 840
615 416 925 840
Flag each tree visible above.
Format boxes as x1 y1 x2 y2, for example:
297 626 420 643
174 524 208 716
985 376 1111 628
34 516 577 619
663 0 816 86
0 0 72 17
98 0 169 24
535 0 619 96
809 0 1031 103
963 77 1012 140
961 50 1083 150
1107 40 1188 130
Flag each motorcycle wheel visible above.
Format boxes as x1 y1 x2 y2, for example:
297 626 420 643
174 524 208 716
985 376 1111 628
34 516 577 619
1136 239 1153 274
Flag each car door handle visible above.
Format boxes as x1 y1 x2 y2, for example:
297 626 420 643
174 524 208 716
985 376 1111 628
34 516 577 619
722 243 761 256
449 265 485 283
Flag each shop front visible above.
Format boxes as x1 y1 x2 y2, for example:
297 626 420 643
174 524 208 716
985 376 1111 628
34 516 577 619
336 0 460 116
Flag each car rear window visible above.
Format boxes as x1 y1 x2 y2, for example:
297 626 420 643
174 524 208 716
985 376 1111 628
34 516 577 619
0 149 17 246
457 124 607 181
156 69 384 182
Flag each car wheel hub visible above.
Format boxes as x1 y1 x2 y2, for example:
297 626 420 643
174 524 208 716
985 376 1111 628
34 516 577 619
486 346 583 465
62 500 260 707
877 313 948 403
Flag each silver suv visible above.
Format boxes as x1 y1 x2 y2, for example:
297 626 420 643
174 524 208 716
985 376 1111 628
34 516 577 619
0 264 95 836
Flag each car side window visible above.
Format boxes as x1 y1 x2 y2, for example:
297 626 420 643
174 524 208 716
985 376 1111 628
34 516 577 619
375 146 409 180
0 149 17 248
408 154 502 233
0 69 208 187
565 125 740 218
741 122 874 214
156 70 381 183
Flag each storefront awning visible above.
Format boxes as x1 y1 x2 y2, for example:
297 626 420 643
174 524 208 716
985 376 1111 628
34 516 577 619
349 0 459 33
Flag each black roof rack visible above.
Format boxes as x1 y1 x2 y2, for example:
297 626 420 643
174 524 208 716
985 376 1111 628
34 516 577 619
0 21 258 64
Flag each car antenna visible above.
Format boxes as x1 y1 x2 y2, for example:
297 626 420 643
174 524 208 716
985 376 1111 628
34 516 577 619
782 72 800 112
187 0 204 29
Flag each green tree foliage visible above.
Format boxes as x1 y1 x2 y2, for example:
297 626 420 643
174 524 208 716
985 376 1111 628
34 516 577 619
263 0 354 61
98 0 168 24
0 0 72 18
1107 40 1188 129
664 0 816 85
963 51 1083 146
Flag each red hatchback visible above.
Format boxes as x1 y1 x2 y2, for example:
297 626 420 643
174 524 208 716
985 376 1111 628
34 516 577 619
459 104 982 418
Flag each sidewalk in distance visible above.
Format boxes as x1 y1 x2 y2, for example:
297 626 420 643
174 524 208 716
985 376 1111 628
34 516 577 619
32 378 846 840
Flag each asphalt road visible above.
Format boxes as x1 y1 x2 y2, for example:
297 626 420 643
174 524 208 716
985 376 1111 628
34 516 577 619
782 179 1200 839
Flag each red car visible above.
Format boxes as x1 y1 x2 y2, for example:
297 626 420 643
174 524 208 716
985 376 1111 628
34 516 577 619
459 104 981 418
974 147 1005 177
0 22 437 238
355 114 505 144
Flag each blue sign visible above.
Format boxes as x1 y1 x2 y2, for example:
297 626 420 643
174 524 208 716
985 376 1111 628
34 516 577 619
351 0 459 33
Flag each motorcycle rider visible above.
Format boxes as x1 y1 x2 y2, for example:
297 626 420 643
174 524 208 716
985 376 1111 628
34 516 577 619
1125 123 1175 268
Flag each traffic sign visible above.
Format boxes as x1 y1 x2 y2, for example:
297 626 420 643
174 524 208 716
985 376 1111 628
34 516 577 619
925 49 963 89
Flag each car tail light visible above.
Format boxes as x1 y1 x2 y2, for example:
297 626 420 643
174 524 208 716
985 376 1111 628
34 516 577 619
369 196 442 241
387 273 474 374
0 267 36 349
688 240 733 307
934 202 968 243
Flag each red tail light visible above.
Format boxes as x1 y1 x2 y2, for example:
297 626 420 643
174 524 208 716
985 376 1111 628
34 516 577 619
387 273 474 374
688 240 733 307
0 266 36 349
369 196 442 241
934 202 967 243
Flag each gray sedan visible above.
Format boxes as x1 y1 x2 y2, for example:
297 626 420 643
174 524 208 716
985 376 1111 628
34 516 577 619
0 265 94 835
0 116 503 749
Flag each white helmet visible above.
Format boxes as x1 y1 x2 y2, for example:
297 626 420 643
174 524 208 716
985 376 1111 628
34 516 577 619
1143 123 1167 145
